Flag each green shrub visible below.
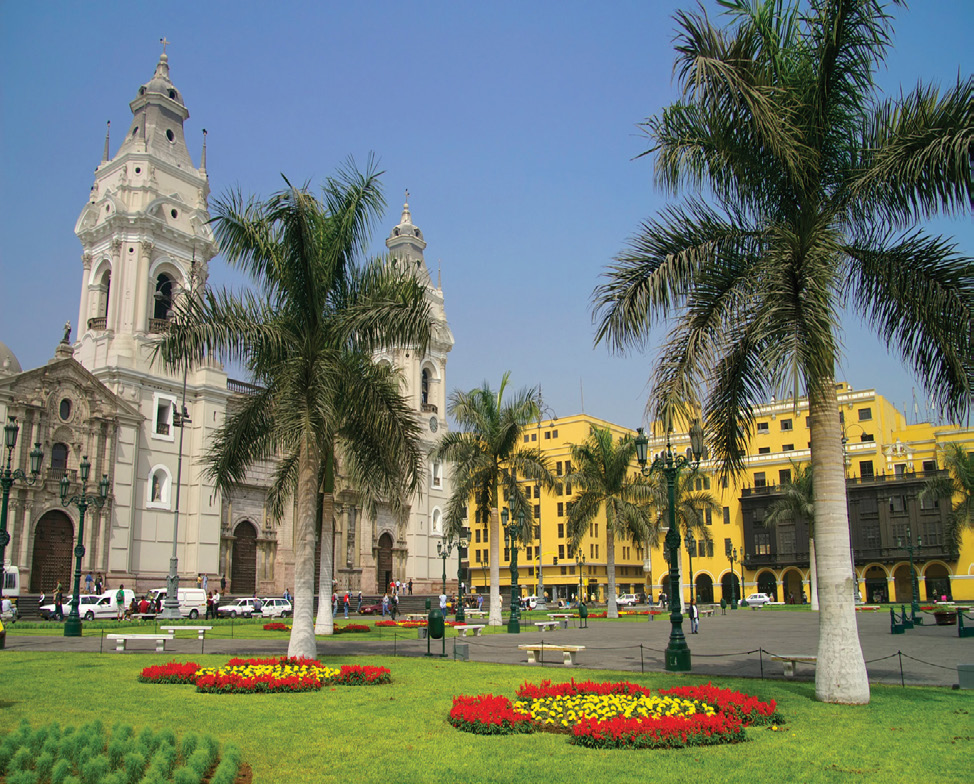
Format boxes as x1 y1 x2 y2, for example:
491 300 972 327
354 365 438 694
207 742 240 784
122 750 146 784
9 746 33 773
7 768 39 784
81 753 111 784
35 750 54 781
50 758 72 784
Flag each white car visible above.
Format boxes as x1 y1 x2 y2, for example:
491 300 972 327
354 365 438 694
260 598 292 618
217 598 261 618
616 594 640 607
743 592 773 607
520 595 538 610
40 590 135 620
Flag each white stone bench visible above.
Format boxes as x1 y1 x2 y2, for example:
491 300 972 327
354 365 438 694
770 654 817 678
405 613 427 622
519 644 585 666
454 624 486 637
106 633 173 653
159 626 212 641
699 607 716 617
465 610 488 618
534 621 560 632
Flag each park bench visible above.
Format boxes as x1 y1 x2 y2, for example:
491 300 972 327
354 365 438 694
546 614 574 629
405 613 427 622
453 624 486 637
518 643 585 666
533 621 560 633
159 625 212 641
465 609 488 618
769 654 817 678
698 607 716 617
105 633 173 653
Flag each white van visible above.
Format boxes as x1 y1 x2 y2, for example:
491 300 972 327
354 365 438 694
40 589 134 620
2 565 21 598
149 587 207 618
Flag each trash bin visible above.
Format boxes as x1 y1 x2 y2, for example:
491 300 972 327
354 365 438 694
454 643 469 661
417 627 428 640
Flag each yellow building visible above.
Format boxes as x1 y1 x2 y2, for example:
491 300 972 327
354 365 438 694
464 383 974 604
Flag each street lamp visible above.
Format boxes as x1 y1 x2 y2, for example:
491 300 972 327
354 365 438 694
897 526 922 618
534 391 555 611
501 507 524 634
737 547 746 606
60 456 109 637
0 417 43 602
635 418 705 672
686 530 695 606
437 537 469 622
728 547 739 609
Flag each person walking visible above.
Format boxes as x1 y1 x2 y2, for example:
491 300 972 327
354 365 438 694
202 574 208 593
381 593 389 617
53 583 64 621
115 585 126 621
688 601 699 634
720 597 727 616
357 591 363 613
95 574 103 594
220 575 227 593
343 591 350 620
205 591 215 620
85 572 94 594
408 579 413 595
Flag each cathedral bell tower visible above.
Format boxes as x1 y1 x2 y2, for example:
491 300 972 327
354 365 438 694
74 47 217 374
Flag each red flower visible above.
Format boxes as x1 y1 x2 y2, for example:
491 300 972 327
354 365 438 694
138 660 200 684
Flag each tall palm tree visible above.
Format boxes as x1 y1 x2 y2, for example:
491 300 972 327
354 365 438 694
433 374 551 626
920 443 974 555
157 160 432 659
592 1 972 704
763 463 819 609
564 426 658 618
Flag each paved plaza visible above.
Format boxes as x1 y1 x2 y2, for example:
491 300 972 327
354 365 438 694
5 609 970 688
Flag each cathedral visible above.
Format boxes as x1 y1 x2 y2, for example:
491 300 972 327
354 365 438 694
0 50 455 598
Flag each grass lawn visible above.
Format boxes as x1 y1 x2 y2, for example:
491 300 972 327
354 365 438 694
0 652 969 784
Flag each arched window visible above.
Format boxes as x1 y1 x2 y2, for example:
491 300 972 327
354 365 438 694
99 270 111 318
153 274 174 320
51 443 69 477
421 369 430 406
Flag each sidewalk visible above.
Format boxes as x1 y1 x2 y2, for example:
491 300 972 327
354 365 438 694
4 609 968 687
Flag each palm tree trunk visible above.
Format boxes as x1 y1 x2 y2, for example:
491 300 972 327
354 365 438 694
809 536 819 611
314 492 335 636
809 381 869 704
606 531 618 619
488 506 502 625
288 436 319 659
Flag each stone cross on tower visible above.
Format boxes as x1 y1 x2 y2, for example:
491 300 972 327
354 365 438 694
160 37 170 54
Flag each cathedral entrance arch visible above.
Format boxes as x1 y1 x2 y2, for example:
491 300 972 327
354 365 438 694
721 573 741 604
376 532 393 593
756 570 778 601
695 574 714 604
230 521 258 596
30 511 74 593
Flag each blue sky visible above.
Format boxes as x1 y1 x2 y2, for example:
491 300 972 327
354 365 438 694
1 1 970 429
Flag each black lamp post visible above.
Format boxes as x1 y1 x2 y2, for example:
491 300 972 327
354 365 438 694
635 418 705 672
897 526 922 618
686 531 696 606
737 547 746 606
60 456 109 637
728 547 739 609
437 537 468 623
0 417 43 603
501 507 524 634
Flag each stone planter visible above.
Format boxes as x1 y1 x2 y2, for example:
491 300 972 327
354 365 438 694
934 611 957 626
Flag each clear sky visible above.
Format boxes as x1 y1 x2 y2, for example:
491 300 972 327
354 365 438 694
1 1 970 429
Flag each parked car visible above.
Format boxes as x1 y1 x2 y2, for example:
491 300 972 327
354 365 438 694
521 595 538 610
616 594 640 606
743 592 773 607
40 589 135 620
358 602 384 615
217 598 261 618
260 598 292 618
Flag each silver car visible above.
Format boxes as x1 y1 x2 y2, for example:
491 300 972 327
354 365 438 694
260 598 292 618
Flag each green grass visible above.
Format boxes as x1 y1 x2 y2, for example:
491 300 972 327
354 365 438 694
0 652 969 783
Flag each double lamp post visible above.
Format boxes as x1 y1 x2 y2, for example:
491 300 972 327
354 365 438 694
437 536 468 623
501 507 524 634
0 417 44 603
634 418 705 672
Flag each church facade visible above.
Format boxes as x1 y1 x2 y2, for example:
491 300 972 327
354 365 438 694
0 50 455 599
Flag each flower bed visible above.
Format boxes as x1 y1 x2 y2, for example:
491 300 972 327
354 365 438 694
139 660 201 684
334 623 372 634
263 622 290 631
331 665 391 685
450 679 783 749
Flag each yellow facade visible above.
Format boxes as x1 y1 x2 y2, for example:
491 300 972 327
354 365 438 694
465 383 974 604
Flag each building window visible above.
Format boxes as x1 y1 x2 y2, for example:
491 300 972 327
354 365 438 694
921 460 937 472
544 431 551 439
565 483 572 495
534 505 540 518
754 472 766 488
723 507 731 525
758 447 771 454
780 418 793 431
557 502 564 517
919 495 938 511
504 548 510 561
556 461 563 476
757 422 769 433
51 443 69 475
524 435 529 443
888 495 906 513
153 274 174 320
431 462 442 488
475 529 481 543
421 369 430 406
558 544 565 559
894 464 906 477
533 485 540 499
557 523 564 538
779 468 792 484
859 460 874 478
858 407 872 421
724 538 732 556
526 547 533 560
705 509 713 525
152 392 176 440
860 433 874 442
706 541 714 557
754 532 771 555
531 433 537 442
782 443 794 452
432 509 442 535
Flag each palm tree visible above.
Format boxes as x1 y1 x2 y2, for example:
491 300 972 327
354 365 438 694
564 426 658 618
157 160 432 659
763 463 819 609
920 443 974 555
433 374 551 626
592 1 972 704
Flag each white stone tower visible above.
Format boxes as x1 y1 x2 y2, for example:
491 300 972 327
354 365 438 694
72 48 229 585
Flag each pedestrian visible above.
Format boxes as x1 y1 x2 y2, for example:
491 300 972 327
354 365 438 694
85 571 94 594
196 574 203 590
283 587 291 603
381 593 389 617
205 591 214 620
392 593 399 620
53 583 64 621
38 591 46 611
221 575 227 592
439 593 447 613
332 592 338 614
202 574 208 593
114 585 126 620
343 591 350 619
720 597 727 615
408 579 413 595
477 593 483 610
357 590 362 613
688 601 699 633
95 574 103 594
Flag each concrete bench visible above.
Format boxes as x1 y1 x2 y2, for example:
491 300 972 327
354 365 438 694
159 625 212 641
534 621 560 632
454 624 486 637
105 633 173 653
770 654 817 678
519 644 585 666
699 607 716 617
465 610 488 618
405 614 427 622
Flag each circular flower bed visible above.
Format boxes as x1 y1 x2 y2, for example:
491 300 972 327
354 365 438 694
263 622 290 631
334 623 372 634
449 679 783 749
138 657 392 693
